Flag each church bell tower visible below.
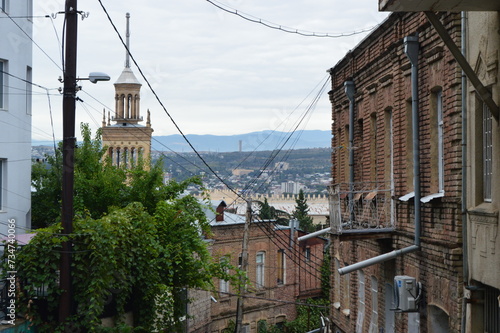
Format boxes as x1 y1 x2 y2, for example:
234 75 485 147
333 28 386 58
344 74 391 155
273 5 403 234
101 13 153 168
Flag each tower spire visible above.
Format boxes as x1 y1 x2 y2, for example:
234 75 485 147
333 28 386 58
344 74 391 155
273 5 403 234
125 12 131 68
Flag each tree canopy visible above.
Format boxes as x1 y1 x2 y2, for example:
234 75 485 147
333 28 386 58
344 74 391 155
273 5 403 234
21 124 237 332
293 189 315 233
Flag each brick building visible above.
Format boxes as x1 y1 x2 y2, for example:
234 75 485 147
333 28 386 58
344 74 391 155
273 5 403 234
377 2 500 332
188 201 326 332
327 11 464 333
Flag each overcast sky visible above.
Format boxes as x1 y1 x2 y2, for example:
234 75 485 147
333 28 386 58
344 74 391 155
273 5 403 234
30 0 388 141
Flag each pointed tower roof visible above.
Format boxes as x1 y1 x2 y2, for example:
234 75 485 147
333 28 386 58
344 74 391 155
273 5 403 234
114 12 141 86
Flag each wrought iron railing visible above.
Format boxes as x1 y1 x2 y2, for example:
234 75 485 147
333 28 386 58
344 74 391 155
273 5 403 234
328 182 395 234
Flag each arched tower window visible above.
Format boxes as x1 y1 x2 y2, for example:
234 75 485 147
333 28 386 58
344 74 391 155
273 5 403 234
126 94 132 119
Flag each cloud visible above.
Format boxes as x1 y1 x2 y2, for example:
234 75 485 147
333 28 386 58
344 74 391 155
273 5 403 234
31 0 388 140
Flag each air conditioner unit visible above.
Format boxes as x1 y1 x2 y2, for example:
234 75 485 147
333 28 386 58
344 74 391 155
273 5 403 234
393 275 422 312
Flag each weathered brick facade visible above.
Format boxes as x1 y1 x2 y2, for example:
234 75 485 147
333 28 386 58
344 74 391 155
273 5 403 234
189 202 326 332
328 12 463 333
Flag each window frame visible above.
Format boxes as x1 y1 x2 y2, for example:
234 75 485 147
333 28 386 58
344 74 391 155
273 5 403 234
219 256 230 296
256 251 265 289
1 0 8 13
356 270 366 333
483 103 492 202
0 159 4 211
0 60 6 110
277 249 285 285
437 90 444 193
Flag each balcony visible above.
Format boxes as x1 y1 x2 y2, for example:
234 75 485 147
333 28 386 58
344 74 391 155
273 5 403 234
328 182 395 236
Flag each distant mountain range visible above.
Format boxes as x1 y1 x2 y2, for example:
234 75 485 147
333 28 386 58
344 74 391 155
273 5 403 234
32 130 332 153
151 130 331 152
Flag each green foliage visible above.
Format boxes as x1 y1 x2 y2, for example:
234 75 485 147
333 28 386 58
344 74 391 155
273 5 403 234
320 252 332 299
256 198 290 225
15 201 239 332
25 124 240 331
293 189 315 233
31 123 176 228
284 298 330 333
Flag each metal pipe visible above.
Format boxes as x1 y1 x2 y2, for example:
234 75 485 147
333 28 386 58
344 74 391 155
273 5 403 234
345 81 356 223
339 245 419 275
298 227 331 242
338 36 421 276
460 11 469 333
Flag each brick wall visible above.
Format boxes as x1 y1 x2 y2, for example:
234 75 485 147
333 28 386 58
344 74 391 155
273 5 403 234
328 11 463 333
206 221 325 332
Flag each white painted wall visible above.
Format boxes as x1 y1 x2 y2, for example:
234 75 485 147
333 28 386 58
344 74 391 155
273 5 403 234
0 0 33 236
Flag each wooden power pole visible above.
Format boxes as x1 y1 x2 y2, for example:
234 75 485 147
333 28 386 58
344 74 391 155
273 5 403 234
235 200 251 333
59 0 78 325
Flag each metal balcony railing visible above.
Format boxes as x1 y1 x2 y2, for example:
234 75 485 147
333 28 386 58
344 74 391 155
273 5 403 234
328 182 395 234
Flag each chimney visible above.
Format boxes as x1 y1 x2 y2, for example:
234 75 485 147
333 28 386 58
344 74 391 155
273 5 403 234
216 201 227 222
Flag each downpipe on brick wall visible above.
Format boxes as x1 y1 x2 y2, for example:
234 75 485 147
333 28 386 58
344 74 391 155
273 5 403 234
338 35 421 276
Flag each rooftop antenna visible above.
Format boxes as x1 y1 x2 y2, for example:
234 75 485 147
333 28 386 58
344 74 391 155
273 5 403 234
125 12 131 68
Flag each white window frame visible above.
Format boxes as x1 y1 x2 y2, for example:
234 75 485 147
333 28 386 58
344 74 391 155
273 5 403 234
483 103 492 202
437 90 444 193
369 276 379 333
256 251 265 289
356 270 365 333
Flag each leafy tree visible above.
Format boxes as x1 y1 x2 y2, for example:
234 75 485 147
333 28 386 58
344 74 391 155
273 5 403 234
23 124 240 331
293 189 315 232
32 123 169 228
256 198 290 225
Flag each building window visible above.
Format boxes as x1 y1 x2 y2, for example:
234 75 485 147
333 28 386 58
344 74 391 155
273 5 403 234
369 276 379 332
27 0 32 21
344 125 349 183
0 160 3 210
1 0 7 13
277 250 285 285
370 113 377 180
256 251 265 288
219 256 229 296
483 103 492 202
406 99 414 192
356 270 365 333
484 284 500 331
437 90 444 193
0 60 6 109
333 258 341 306
26 66 32 115
430 88 444 195
304 247 311 262
384 283 395 333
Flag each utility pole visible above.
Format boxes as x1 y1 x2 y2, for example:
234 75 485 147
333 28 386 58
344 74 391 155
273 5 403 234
235 200 251 333
59 0 78 325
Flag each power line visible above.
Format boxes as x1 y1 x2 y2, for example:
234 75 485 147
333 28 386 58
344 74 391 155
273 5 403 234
0 11 62 71
205 0 378 38
98 0 244 201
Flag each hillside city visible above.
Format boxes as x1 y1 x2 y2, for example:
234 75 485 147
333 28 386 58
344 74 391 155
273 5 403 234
3 1 500 332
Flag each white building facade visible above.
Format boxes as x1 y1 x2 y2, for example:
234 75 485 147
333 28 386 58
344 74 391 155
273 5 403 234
0 1 33 234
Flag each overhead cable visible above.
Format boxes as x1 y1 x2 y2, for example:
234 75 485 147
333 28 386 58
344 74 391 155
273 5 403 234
205 0 378 38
